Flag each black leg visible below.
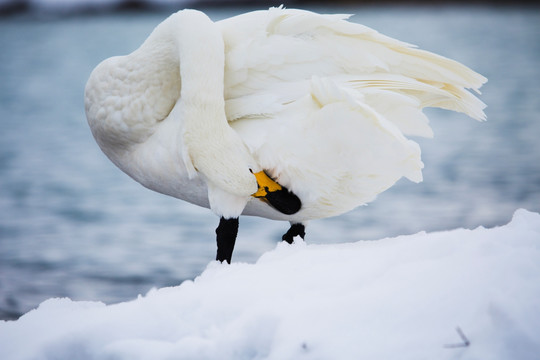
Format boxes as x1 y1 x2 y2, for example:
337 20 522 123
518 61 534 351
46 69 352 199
282 223 305 244
216 217 239 263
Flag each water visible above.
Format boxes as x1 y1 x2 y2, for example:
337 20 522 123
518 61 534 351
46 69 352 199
1 5 539 320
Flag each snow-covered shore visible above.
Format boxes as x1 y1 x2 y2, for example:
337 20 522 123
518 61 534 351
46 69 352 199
1 209 539 360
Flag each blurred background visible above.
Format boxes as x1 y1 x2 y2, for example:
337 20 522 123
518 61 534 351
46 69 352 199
1 0 539 320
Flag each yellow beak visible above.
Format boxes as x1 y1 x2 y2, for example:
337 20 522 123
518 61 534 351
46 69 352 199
252 170 283 198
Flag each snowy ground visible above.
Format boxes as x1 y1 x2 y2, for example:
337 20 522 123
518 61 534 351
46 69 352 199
1 209 539 359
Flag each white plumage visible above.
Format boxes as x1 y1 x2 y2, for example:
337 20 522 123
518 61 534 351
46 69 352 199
85 7 486 260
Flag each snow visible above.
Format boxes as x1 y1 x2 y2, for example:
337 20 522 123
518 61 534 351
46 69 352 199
1 209 540 360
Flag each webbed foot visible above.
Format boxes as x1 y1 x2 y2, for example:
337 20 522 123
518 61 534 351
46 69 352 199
282 223 305 244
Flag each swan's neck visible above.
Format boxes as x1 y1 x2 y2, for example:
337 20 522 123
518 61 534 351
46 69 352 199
170 10 228 141
85 10 258 216
167 11 258 206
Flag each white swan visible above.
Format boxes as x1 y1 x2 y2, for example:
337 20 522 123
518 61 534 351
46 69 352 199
85 7 486 263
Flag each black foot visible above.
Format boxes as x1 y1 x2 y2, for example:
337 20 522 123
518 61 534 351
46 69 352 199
216 217 239 263
282 223 305 244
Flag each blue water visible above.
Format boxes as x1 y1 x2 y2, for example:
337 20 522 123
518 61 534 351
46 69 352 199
1 5 539 320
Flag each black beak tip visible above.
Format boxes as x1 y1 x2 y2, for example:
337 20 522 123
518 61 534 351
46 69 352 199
264 187 302 215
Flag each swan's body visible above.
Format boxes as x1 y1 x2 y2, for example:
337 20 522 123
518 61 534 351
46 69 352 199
85 8 486 262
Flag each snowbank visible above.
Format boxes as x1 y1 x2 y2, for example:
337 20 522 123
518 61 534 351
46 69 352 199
1 209 540 360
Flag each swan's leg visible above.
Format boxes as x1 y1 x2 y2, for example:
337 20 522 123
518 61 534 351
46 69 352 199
215 217 239 264
282 223 305 244
252 171 301 215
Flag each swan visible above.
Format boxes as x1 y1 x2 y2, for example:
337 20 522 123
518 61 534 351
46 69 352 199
85 7 486 263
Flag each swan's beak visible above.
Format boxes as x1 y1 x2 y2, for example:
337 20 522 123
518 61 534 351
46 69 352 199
252 171 302 215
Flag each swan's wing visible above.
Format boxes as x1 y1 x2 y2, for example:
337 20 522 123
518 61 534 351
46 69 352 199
217 7 487 219
219 7 486 132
